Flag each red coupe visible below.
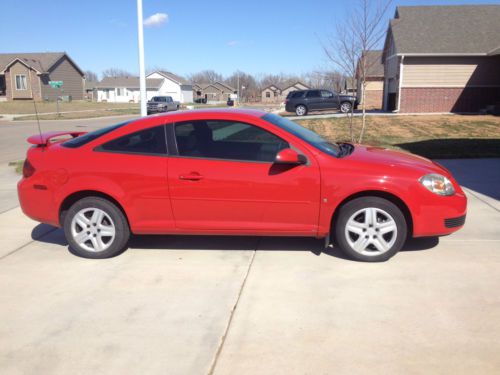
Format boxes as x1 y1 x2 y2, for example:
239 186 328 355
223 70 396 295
18 109 467 261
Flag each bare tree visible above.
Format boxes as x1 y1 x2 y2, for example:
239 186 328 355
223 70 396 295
226 71 259 102
102 68 134 78
188 70 223 84
84 70 98 82
302 69 346 91
322 0 392 142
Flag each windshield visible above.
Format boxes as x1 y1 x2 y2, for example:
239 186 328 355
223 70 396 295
62 120 132 148
262 113 341 157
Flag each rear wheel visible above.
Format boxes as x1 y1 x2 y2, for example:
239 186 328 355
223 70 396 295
340 101 352 113
334 197 407 262
295 104 308 116
63 197 130 259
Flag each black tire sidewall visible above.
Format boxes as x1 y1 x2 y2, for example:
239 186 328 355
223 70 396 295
334 197 407 262
63 197 130 259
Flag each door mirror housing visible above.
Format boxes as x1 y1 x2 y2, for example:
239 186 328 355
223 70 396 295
275 148 307 165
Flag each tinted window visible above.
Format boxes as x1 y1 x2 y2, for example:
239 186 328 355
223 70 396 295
321 90 333 98
175 120 288 162
289 91 304 99
62 121 131 148
99 126 167 155
262 113 340 157
306 90 320 98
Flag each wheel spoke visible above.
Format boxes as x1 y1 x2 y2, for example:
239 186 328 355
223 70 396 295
352 236 370 252
377 221 396 235
346 220 366 234
76 212 90 226
365 208 377 226
372 237 389 252
99 225 115 237
91 209 104 225
74 230 89 245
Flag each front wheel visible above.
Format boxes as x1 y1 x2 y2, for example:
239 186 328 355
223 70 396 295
295 105 308 116
340 101 352 113
334 197 407 262
63 197 130 259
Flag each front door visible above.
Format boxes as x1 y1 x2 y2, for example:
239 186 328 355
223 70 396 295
320 90 340 110
304 90 323 110
167 120 321 234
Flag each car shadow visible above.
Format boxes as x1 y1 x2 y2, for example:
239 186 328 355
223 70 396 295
32 224 439 261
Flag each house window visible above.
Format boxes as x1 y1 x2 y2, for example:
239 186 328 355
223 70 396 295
274 91 278 97
266 92 271 98
117 88 125 96
15 75 27 90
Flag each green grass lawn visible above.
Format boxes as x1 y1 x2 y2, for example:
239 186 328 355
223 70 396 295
297 115 500 158
14 108 139 121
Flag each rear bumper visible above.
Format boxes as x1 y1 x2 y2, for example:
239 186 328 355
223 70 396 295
412 191 467 237
18 178 60 227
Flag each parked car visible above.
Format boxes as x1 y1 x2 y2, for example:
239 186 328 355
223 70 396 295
147 96 179 115
285 89 358 116
18 109 466 262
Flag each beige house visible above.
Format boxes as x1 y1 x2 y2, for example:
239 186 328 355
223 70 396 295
261 81 310 103
0 52 84 101
193 81 235 103
382 5 500 113
356 50 384 109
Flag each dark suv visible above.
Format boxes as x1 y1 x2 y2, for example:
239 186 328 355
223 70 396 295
285 89 357 116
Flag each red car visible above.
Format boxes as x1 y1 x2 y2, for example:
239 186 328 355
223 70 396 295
18 109 466 262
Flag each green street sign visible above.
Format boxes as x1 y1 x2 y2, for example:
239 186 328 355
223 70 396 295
49 81 63 88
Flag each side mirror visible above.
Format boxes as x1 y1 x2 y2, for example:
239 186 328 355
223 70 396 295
275 148 307 165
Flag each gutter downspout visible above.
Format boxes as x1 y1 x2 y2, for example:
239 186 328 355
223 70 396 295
396 55 404 112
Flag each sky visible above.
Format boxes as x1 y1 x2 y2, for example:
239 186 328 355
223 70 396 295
2 0 499 79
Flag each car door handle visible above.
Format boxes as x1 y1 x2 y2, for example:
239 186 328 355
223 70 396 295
179 173 203 181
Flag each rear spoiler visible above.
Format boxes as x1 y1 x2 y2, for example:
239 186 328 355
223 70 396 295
27 131 86 146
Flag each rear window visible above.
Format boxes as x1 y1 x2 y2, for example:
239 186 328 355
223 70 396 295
289 91 305 99
62 120 132 148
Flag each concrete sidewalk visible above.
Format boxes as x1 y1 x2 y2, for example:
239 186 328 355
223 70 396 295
0 159 499 374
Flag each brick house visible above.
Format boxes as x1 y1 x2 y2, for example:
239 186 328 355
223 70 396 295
193 81 236 103
356 50 384 109
261 81 310 103
0 52 84 101
382 5 500 113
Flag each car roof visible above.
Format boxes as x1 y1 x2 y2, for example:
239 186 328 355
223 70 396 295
150 108 268 120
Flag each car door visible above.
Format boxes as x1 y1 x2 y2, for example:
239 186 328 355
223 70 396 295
320 90 340 110
167 119 321 234
305 90 323 110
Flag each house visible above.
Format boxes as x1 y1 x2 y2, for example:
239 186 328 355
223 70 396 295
0 52 84 101
342 77 357 95
193 81 235 103
146 71 193 103
261 81 310 103
95 77 164 103
356 50 384 109
382 5 500 113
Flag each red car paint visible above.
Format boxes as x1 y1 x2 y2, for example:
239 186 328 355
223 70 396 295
18 109 466 239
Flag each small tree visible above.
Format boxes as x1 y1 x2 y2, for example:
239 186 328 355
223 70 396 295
322 0 392 143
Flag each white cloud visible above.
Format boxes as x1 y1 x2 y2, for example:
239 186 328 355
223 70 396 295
227 40 240 47
144 13 168 27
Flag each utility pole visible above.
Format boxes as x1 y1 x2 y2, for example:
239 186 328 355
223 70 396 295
137 0 147 116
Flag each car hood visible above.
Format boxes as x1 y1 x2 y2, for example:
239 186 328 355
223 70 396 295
345 145 448 176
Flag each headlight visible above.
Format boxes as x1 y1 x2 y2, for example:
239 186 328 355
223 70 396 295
419 174 455 196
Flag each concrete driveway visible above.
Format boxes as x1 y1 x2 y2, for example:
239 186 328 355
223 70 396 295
0 153 499 374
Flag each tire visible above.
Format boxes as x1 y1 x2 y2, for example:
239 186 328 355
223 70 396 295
334 197 407 262
295 104 308 116
340 101 352 113
63 197 130 259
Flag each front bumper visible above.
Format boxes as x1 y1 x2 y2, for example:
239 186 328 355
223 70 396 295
412 191 467 237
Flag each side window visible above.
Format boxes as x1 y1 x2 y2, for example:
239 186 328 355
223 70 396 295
266 91 271 98
321 90 333 98
306 90 320 98
174 120 289 162
99 125 167 155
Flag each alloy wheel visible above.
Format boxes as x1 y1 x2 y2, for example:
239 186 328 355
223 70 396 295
70 208 116 252
340 102 352 113
344 207 397 256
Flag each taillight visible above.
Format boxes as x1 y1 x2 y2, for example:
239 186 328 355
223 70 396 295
22 159 35 178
